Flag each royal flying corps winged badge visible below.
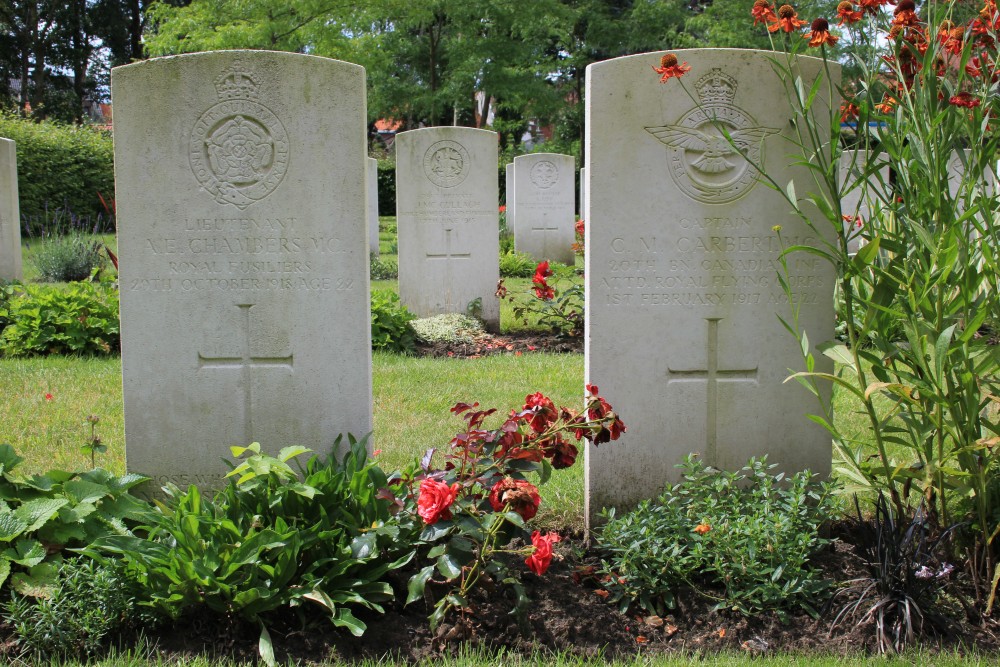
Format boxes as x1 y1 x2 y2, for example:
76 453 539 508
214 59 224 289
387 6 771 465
646 68 780 205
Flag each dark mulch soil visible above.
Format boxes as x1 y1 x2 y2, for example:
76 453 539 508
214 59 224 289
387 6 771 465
130 523 1000 665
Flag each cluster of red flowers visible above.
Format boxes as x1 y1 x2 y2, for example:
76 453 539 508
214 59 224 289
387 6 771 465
572 219 585 256
413 387 626 574
532 260 555 300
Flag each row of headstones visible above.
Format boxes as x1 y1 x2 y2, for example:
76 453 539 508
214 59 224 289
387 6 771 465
24 48 992 526
393 131 575 331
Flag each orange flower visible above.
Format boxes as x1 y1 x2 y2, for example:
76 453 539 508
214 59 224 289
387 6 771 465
857 0 888 15
805 17 839 46
652 53 691 82
751 0 778 26
769 4 808 32
836 1 863 25
892 0 918 27
694 523 712 535
840 101 860 122
875 94 897 114
950 92 981 108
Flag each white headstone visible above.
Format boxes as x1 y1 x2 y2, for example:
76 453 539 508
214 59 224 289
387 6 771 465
0 139 21 281
585 49 837 526
395 127 500 330
505 162 515 233
839 151 888 255
513 153 576 265
113 51 372 493
368 157 380 255
579 166 588 220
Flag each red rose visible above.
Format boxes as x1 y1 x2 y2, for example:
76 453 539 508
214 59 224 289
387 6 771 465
542 435 578 469
533 261 552 283
417 479 460 525
524 392 558 433
525 531 561 575
489 478 541 521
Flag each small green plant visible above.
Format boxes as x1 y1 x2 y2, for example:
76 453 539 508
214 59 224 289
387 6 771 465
499 250 536 278
4 556 147 660
0 278 119 356
596 454 837 620
30 233 107 282
370 253 398 280
371 289 417 354
88 436 413 662
0 443 152 597
498 261 584 336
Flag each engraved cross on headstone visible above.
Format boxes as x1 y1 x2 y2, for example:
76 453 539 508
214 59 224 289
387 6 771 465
666 317 758 466
425 226 471 310
197 303 294 445
530 220 561 257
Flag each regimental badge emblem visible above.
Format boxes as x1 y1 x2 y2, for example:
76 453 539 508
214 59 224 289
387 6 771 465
189 62 290 210
529 160 559 189
423 140 470 187
645 68 779 204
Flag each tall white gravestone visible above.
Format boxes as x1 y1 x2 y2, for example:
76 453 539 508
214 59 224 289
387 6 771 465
505 162 516 233
0 139 21 281
840 151 888 256
113 51 372 492
585 50 837 526
396 127 500 330
513 153 575 265
368 157 380 255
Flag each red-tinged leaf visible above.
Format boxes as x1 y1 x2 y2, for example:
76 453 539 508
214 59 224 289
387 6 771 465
594 589 610 599
420 449 436 472
664 625 679 637
636 636 648 644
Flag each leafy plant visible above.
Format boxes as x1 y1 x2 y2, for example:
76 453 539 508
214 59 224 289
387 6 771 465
399 385 627 631
832 493 959 654
596 454 837 620
0 443 152 597
30 232 107 283
0 278 119 356
370 253 398 280
371 289 416 354
498 250 536 278
498 261 584 336
4 556 148 660
87 436 414 661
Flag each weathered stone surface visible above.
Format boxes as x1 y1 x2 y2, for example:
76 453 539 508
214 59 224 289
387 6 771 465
113 51 372 493
505 162 515 233
396 127 500 330
368 157 380 255
840 150 887 255
513 153 575 265
0 138 21 281
584 49 837 526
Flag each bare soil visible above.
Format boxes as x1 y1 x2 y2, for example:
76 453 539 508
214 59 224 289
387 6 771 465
415 329 583 359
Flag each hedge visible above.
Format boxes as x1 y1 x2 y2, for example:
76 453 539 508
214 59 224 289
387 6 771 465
0 113 115 223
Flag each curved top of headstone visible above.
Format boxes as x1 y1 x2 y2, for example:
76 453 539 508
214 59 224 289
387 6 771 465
586 47 826 74
112 49 364 76
395 126 497 139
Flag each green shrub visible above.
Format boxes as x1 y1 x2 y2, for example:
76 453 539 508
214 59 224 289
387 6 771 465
5 557 148 660
0 443 152 598
370 253 398 280
30 233 106 282
88 437 414 653
377 160 395 215
596 455 837 620
371 289 416 354
499 250 535 278
0 279 120 356
0 113 114 222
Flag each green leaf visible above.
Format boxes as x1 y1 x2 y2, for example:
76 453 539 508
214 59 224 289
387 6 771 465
14 498 69 532
436 552 463 579
0 512 28 542
63 479 112 504
4 538 45 567
277 445 311 462
0 445 24 476
406 565 435 605
818 341 854 367
259 623 276 667
11 561 59 598
0 559 10 589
